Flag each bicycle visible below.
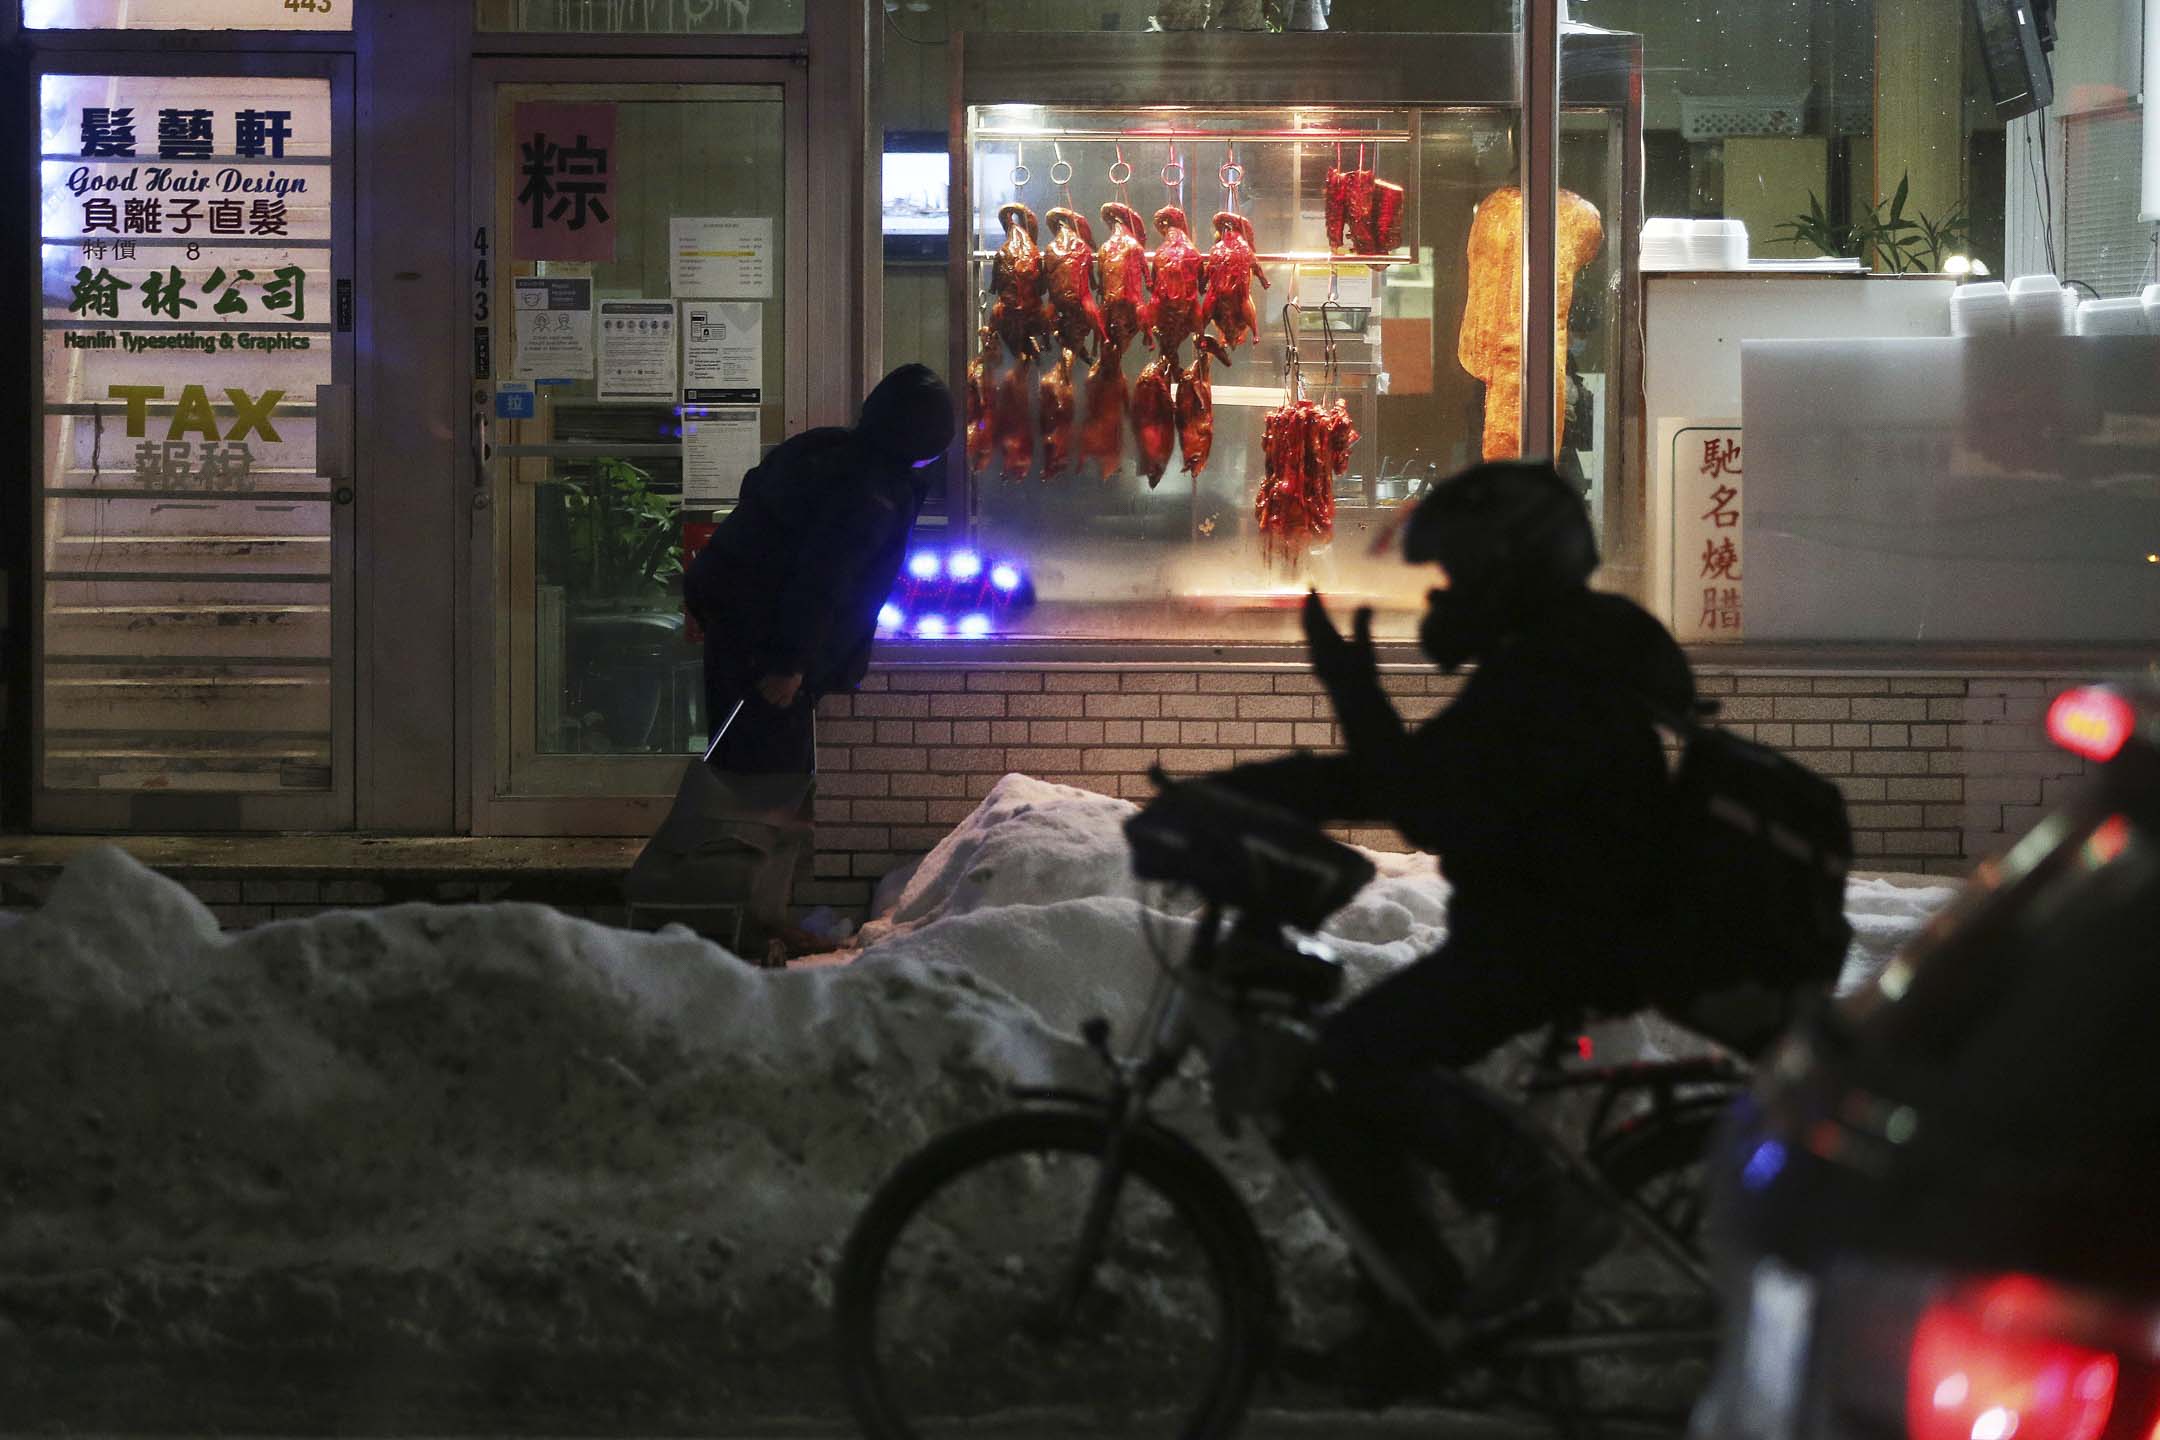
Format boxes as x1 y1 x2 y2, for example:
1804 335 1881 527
833 776 1758 1439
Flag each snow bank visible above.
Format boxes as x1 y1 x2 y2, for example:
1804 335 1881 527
0 774 1959 1428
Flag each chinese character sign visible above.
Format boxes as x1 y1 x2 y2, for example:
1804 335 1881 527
512 103 617 262
1666 422 1744 643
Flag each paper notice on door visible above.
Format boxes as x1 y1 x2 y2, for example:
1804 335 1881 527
681 405 762 504
671 217 773 298
512 277 594 382
597 299 678 399
681 302 763 404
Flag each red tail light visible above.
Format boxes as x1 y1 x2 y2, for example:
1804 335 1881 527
2047 688 2137 764
1909 1279 2120 1440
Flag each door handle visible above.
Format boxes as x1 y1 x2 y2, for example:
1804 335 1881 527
471 382 494 474
315 382 353 483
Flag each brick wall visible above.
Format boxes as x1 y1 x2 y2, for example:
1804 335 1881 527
798 665 2095 916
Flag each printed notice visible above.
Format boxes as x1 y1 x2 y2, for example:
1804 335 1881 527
671 217 773 298
681 302 763 404
681 405 761 504
512 276 593 381
597 299 677 399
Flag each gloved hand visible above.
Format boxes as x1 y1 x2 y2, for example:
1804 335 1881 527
1301 589 1403 758
1302 589 1379 701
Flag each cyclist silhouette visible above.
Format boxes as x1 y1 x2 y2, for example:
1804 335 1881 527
1214 461 1697 1382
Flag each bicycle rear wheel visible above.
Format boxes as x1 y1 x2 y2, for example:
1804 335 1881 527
833 1108 1271 1440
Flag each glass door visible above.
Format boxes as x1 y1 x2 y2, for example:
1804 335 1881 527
32 57 354 830
469 62 802 829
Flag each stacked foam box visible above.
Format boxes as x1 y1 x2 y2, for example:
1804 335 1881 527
1957 274 2160 336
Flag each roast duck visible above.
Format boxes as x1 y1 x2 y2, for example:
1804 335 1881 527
1203 212 1269 349
1131 352 1178 487
1042 207 1108 363
1095 202 1155 355
1457 184 1604 460
991 203 1052 361
964 320 997 477
1037 348 1076 479
1177 334 1232 478
1080 345 1128 481
969 199 1259 490
992 355 1034 479
1256 394 1359 559
1325 159 1404 254
1146 205 1208 360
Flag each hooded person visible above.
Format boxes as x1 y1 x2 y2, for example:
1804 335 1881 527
685 364 956 773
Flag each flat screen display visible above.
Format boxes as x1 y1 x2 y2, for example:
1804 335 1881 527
883 134 949 262
1969 0 2054 120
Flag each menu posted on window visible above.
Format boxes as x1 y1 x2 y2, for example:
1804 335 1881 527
670 217 772 298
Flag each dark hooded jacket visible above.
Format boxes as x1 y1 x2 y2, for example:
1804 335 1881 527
685 365 953 696
1221 588 1695 1011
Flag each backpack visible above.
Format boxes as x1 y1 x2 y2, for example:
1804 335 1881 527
1648 701 1855 1010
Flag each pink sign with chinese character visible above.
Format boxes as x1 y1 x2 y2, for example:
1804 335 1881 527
1667 422 1744 643
511 102 617 262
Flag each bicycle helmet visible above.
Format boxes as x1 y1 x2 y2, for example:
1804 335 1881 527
1401 461 1598 669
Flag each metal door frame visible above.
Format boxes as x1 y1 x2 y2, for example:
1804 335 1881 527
28 49 357 833
464 56 808 836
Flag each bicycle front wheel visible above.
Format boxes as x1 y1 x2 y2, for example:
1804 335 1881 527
833 1108 1271 1440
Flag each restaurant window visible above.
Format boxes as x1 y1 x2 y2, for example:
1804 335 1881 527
879 5 1623 645
1625 0 2159 647
24 0 350 28
473 0 803 34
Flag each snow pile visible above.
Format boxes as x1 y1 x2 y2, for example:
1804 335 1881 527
0 773 1960 1428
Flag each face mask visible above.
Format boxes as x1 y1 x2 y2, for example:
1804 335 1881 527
1418 589 1481 672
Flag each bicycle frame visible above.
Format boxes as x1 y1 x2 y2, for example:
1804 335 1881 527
1018 904 1739 1362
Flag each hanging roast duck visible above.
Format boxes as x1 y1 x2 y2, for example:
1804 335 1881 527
1080 346 1128 480
1042 207 1106 364
1038 348 1077 479
990 203 1051 361
1147 205 1207 361
1203 212 1268 349
1177 334 1232 478
1095 202 1154 355
1131 352 1177 488
964 319 997 478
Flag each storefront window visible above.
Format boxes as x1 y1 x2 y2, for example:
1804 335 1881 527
35 73 343 799
481 81 786 794
919 25 1630 644
474 0 802 34
25 0 349 28
1619 0 2160 647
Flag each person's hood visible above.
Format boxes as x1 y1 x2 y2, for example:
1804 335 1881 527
857 364 956 465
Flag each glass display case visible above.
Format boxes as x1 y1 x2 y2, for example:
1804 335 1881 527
947 30 1642 644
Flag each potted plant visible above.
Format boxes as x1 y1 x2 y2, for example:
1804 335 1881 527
557 456 686 750
1777 173 1972 275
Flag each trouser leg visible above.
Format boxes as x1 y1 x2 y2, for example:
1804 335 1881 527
1288 939 1572 1307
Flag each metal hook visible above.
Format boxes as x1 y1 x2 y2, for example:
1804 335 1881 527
1049 139 1073 190
1109 137 1133 190
1280 298 1304 403
1218 138 1242 206
1010 139 1030 189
